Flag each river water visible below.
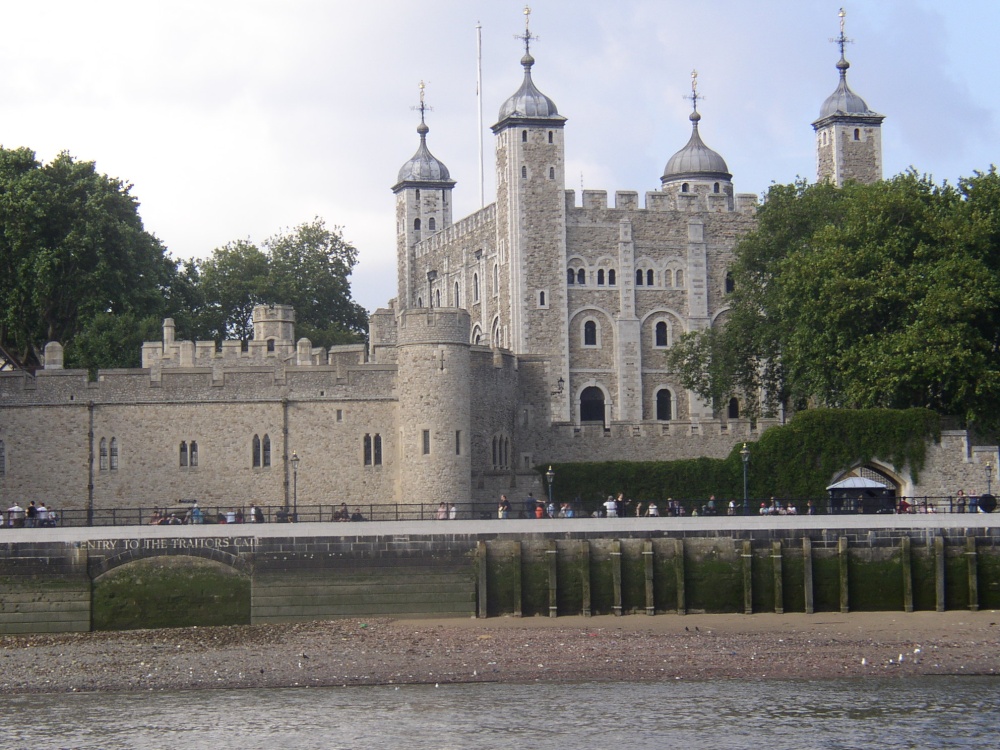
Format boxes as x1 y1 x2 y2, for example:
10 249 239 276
8 677 998 749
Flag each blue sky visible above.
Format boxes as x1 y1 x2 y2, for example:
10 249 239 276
2 1 996 313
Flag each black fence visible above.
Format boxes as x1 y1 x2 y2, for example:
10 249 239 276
1 495 992 529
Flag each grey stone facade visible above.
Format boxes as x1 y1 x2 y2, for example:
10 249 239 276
1 24 996 516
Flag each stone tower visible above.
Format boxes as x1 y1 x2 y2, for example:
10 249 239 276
491 8 571 420
812 9 884 186
252 304 296 344
392 82 456 309
395 308 472 507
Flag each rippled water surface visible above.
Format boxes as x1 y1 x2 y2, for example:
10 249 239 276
9 677 999 749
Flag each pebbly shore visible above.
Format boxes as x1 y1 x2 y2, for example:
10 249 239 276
1 611 998 694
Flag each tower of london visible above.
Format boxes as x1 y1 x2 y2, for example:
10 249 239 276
6 13 987 516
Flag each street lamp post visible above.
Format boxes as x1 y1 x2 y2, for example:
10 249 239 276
290 452 300 522
427 270 438 309
987 461 993 495
545 465 555 509
740 443 750 516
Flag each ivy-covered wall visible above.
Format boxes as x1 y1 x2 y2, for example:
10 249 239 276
539 408 940 513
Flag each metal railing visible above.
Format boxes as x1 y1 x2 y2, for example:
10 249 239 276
1 496 990 529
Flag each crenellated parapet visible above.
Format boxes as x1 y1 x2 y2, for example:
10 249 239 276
396 307 472 346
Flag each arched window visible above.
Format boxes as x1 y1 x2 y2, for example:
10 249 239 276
549 167 555 180
364 434 372 466
374 434 383 465
492 436 498 468
675 269 683 287
584 320 597 346
647 269 654 286
189 441 198 467
580 386 605 423
521 165 527 178
417 296 423 308
635 269 643 286
414 218 421 231
728 398 740 419
179 441 188 468
577 269 585 285
99 438 108 470
713 182 720 193
415 189 420 199
655 321 668 347
454 282 460 307
473 273 480 302
436 289 441 307
539 291 546 306
110 438 118 470
681 183 689 193
656 389 673 420
608 269 616 286
252 435 261 468
262 435 271 467
548 131 553 144
725 272 735 294
567 268 575 285
597 269 605 285
493 265 499 296
522 130 528 142
428 217 436 231
267 339 275 352
854 128 860 140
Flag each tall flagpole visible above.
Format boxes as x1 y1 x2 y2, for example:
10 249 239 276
476 21 484 208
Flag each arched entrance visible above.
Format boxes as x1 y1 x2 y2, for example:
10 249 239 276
91 556 250 630
580 386 605 424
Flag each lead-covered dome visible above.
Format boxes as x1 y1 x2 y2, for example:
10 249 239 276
497 52 561 122
817 57 877 119
662 110 731 182
394 120 455 190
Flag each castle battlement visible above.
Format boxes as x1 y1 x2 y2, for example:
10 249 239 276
414 204 496 258
565 189 757 215
397 307 471 346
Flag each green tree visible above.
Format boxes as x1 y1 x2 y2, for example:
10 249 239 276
668 170 1000 429
197 219 368 346
0 148 170 368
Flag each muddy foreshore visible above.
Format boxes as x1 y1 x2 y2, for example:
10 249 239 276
2 611 998 694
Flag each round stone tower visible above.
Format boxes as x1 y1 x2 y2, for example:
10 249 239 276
395 308 472 508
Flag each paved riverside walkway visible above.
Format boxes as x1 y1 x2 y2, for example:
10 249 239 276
4 512 998 544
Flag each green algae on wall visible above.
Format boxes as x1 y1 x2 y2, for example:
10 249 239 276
92 556 250 631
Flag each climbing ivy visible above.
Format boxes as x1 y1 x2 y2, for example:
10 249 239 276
539 408 940 512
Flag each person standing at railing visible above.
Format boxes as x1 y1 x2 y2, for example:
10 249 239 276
498 495 510 519
7 501 24 528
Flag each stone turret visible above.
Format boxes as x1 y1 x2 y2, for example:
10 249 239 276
395 308 472 507
812 9 884 186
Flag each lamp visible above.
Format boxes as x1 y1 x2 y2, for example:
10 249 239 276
740 443 750 516
427 270 438 309
290 452 300 522
545 465 555 509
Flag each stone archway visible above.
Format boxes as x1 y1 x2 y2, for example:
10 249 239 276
91 555 251 631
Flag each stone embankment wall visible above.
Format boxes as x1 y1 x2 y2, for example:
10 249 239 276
1 525 999 634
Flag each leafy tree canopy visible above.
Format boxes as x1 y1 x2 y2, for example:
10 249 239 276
0 147 170 368
195 218 368 348
0 146 369 370
668 170 1000 431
